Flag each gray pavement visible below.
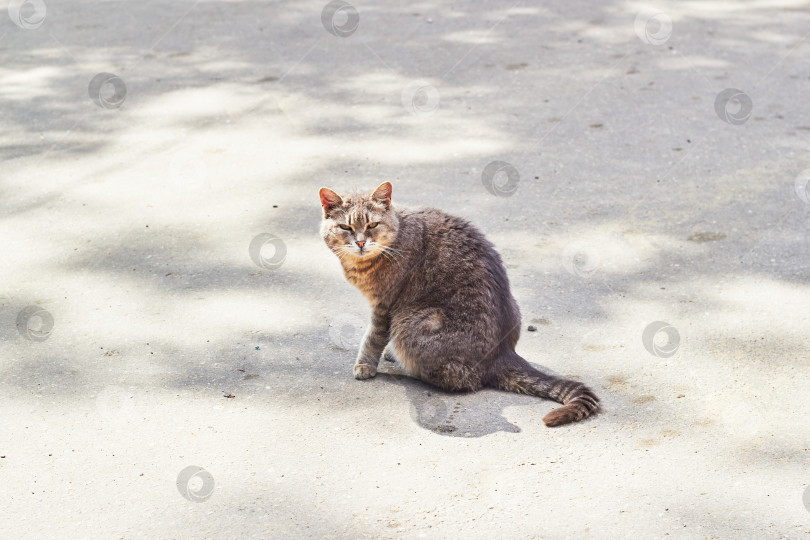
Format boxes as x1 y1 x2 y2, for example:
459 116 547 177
2 0 810 538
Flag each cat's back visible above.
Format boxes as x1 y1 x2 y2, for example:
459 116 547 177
396 205 506 280
393 205 518 338
398 205 489 247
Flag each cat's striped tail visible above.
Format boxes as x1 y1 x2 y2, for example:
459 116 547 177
493 352 600 427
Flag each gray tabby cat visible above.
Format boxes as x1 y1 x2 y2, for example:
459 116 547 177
319 182 599 426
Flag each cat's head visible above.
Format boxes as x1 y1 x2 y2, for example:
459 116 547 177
319 182 399 260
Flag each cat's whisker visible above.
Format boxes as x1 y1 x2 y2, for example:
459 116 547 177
382 251 401 264
377 245 404 260
378 243 403 254
331 244 354 256
374 245 403 265
381 245 403 255
378 249 399 265
331 245 356 261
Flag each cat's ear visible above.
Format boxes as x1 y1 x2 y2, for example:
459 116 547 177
319 188 343 217
371 182 392 209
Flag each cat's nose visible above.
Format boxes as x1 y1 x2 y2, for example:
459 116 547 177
356 240 366 248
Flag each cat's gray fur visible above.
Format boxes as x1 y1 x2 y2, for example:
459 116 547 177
319 182 599 426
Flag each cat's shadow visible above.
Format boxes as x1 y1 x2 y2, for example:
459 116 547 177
376 360 523 438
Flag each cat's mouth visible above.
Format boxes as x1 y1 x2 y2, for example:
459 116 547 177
354 243 381 258
333 242 384 259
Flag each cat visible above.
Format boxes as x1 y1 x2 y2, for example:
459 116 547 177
319 182 599 426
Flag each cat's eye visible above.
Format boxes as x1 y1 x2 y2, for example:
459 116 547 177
338 224 352 231
366 222 379 229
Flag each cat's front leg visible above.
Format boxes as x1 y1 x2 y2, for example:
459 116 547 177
354 307 389 380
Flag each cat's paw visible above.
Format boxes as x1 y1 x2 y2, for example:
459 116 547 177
354 363 377 380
